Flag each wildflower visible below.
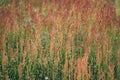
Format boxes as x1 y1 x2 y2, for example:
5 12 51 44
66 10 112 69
45 76 49 80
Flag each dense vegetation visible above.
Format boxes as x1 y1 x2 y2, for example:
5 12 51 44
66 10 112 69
0 0 120 80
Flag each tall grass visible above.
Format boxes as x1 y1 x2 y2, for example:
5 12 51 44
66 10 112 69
0 0 120 80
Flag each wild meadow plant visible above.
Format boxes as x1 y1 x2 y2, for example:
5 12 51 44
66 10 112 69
0 0 120 80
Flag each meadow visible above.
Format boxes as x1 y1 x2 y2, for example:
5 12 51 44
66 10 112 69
0 0 120 80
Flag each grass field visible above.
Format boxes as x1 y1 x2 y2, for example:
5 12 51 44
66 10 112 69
0 0 120 80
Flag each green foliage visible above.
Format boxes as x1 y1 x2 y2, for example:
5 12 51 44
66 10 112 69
100 58 110 79
0 53 3 79
55 48 65 80
30 59 46 80
7 58 19 80
21 55 56 80
5 32 16 50
74 33 84 58
0 66 7 80
111 31 120 80
5 32 23 64
41 30 50 56
88 43 99 80
0 53 2 73
0 0 11 7
21 54 29 80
